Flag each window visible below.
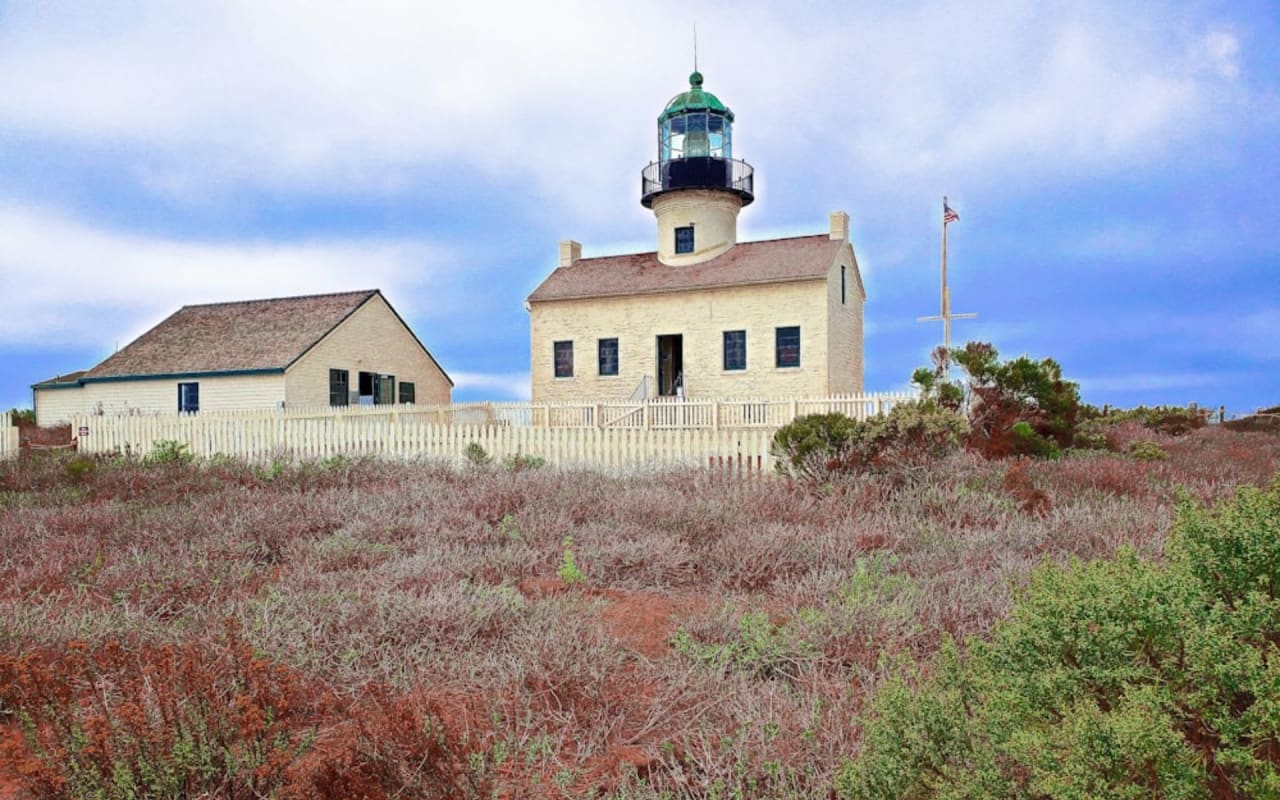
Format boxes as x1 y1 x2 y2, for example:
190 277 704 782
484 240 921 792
723 330 746 371
399 382 415 404
674 226 694 254
554 340 574 378
177 382 199 414
329 369 349 406
775 326 801 368
598 338 619 376
841 265 847 305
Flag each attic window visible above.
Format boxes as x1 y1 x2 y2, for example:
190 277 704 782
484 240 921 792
674 226 694 254
841 265 847 305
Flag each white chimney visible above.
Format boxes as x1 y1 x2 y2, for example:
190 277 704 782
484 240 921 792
559 239 582 267
829 211 850 240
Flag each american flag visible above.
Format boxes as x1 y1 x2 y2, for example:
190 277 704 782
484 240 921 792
944 202 959 224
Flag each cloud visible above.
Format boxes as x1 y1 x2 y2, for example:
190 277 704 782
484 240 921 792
0 3 1251 222
0 205 454 349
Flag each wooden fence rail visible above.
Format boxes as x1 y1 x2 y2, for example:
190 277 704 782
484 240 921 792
85 392 916 430
70 414 779 472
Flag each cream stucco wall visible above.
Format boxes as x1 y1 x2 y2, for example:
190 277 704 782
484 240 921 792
530 279 835 402
284 293 451 407
651 190 743 266
826 241 866 394
35 373 286 426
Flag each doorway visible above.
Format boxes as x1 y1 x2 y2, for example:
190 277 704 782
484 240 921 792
656 334 684 396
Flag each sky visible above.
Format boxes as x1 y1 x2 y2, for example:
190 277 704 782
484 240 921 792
1 1 1277 415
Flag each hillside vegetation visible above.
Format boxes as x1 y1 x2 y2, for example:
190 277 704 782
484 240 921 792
1 421 1278 798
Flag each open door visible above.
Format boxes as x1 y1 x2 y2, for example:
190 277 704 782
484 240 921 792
656 334 684 396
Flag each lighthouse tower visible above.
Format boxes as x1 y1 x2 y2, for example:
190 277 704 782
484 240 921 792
641 72 755 266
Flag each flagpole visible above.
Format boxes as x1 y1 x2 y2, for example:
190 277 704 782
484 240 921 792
941 195 950 372
918 196 976 380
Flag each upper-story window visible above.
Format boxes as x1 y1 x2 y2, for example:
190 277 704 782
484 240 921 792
554 340 574 378
841 265 847 305
675 226 695 254
776 326 801 368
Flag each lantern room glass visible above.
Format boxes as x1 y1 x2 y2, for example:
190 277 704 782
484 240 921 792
660 111 733 161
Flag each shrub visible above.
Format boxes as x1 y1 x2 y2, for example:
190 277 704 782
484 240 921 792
836 477 1280 799
1129 440 1169 461
463 442 491 467
770 413 861 482
6 408 35 426
772 403 967 482
916 342 1084 459
144 439 194 466
0 624 484 799
1084 404 1209 436
557 535 585 585
504 453 546 471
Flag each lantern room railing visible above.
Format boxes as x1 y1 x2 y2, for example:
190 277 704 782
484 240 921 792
641 157 755 207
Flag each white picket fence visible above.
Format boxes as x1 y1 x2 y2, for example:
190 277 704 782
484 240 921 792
67 392 913 472
160 392 915 430
1 412 17 460
71 414 777 473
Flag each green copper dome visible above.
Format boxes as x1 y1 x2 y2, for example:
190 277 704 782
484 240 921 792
659 72 735 123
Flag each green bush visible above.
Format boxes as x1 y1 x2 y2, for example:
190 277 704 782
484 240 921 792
1129 439 1169 461
144 439 194 466
836 477 1280 799
770 413 861 482
503 453 546 471
771 403 967 482
1084 404 1209 436
463 442 492 467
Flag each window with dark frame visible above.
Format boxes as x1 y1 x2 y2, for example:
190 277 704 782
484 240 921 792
775 326 801 368
841 265 847 305
723 330 746 371
399 381 415 404
598 338 619 376
329 369 349 406
554 340 574 378
376 374 395 405
177 382 199 414
674 225 695 254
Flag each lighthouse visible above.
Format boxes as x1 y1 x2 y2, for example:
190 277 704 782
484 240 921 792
528 70 864 403
641 72 755 266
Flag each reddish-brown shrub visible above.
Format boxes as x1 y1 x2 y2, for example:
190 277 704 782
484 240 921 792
0 623 483 799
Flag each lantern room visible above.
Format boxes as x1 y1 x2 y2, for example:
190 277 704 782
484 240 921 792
641 72 754 209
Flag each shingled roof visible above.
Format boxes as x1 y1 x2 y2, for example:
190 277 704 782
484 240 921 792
527 234 847 303
83 290 381 379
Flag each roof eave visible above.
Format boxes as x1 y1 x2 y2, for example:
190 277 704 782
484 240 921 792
528 274 828 305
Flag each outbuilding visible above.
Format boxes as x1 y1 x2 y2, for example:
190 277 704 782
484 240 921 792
33 289 451 425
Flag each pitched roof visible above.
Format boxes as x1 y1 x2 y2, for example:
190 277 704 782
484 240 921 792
527 234 845 303
84 290 380 379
